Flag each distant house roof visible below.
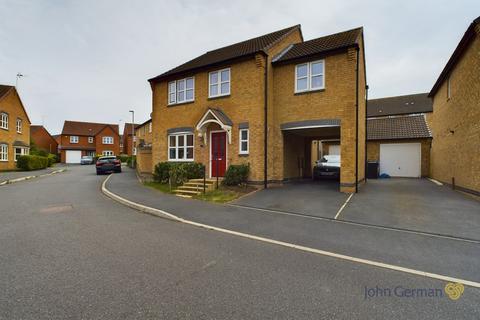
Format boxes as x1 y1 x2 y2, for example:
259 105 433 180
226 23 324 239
137 119 152 129
149 25 301 82
367 115 431 140
61 121 119 136
429 16 480 97
123 123 141 136
273 27 362 64
368 93 432 117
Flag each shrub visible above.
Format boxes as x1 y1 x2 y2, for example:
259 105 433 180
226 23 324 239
223 164 250 186
47 154 57 167
153 162 205 184
16 155 49 171
118 154 129 163
126 156 136 168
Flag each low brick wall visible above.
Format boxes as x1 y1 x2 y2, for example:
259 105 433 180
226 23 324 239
136 147 152 175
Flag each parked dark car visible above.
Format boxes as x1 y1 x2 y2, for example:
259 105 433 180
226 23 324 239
313 155 341 180
96 156 121 175
80 156 94 165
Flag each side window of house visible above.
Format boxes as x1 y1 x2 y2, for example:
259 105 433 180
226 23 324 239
16 118 22 133
239 129 249 154
168 77 194 105
209 68 230 98
0 112 8 130
295 60 325 93
88 137 94 143
149 122 152 133
168 133 194 161
447 77 451 100
70 136 79 143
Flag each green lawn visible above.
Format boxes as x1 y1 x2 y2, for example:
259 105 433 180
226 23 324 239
144 182 175 194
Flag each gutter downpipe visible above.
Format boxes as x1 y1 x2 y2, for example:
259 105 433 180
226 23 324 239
264 53 269 189
355 46 359 193
365 84 369 183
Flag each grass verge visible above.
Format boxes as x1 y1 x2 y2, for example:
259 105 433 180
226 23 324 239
144 182 175 194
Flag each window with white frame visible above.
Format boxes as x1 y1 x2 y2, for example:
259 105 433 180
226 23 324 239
149 122 152 133
14 147 28 161
70 136 79 143
16 119 22 133
447 77 451 100
295 60 325 93
0 144 8 161
239 129 249 154
88 137 94 143
168 133 194 161
102 150 114 156
0 112 8 130
209 68 230 98
168 77 194 105
102 136 114 144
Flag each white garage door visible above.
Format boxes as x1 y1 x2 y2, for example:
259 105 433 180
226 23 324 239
329 144 341 155
380 143 421 178
65 150 82 164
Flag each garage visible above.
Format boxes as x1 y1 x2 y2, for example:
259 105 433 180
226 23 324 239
379 143 421 177
65 150 82 164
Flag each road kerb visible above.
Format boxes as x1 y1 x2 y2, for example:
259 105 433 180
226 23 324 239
101 174 480 289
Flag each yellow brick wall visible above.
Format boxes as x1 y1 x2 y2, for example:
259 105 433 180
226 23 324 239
367 139 431 177
0 88 31 170
430 31 480 193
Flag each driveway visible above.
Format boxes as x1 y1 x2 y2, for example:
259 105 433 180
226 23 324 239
232 179 347 218
342 178 480 240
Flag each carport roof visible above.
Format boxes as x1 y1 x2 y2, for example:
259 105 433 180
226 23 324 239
367 115 431 140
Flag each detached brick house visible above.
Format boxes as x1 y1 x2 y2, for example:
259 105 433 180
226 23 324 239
0 85 31 170
30 125 58 155
122 123 140 156
148 25 366 192
59 121 120 163
429 16 480 194
366 93 432 178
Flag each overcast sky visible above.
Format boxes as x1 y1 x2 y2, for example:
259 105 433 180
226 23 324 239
0 0 478 134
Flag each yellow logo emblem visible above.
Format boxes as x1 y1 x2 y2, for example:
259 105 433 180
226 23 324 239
444 282 464 300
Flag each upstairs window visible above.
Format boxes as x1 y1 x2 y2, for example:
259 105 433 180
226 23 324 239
70 136 79 144
239 129 249 154
295 60 325 93
209 68 230 98
16 119 22 133
0 112 8 130
168 133 194 161
102 136 114 144
168 77 194 105
88 137 94 143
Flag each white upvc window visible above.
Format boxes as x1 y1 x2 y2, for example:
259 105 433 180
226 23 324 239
209 68 230 98
447 77 451 100
149 122 152 133
168 77 194 105
70 136 79 143
88 137 94 143
0 144 8 161
102 150 114 156
133 147 137 155
0 112 8 130
16 119 22 133
14 147 28 162
295 60 325 93
102 136 114 144
239 129 249 154
168 133 194 161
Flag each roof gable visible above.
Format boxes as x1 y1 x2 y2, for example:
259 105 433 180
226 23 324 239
0 85 31 123
149 25 300 82
368 93 432 117
31 125 57 143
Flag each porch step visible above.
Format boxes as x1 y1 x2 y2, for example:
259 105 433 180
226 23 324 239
173 189 202 196
173 177 220 198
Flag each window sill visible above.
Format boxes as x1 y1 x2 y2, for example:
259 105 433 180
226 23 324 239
167 100 195 107
208 94 230 101
294 88 325 96
239 153 249 157
0 127 8 131
168 159 195 162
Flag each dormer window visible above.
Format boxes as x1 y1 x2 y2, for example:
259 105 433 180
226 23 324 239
295 60 325 93
209 68 230 98
168 77 194 105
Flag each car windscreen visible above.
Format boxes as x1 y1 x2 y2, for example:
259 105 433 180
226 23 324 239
98 157 116 163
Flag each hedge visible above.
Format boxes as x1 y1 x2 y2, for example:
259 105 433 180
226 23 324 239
16 155 49 171
223 164 250 186
153 162 204 185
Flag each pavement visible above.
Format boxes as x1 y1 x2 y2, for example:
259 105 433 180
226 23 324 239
1 165 479 319
0 164 67 184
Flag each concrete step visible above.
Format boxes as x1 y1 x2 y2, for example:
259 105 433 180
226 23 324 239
175 194 193 199
189 178 219 183
177 185 205 191
173 189 202 195
184 181 214 187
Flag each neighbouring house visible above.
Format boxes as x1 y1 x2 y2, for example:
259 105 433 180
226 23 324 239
122 123 140 156
59 120 120 163
148 25 366 192
366 93 432 178
429 16 480 195
119 135 124 153
0 85 31 170
30 125 58 155
135 119 153 176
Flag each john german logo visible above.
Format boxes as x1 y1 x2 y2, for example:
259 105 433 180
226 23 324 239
364 282 464 300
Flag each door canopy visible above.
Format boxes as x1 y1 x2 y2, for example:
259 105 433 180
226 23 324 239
196 108 233 144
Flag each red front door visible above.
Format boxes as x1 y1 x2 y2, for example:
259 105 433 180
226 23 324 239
211 131 227 177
